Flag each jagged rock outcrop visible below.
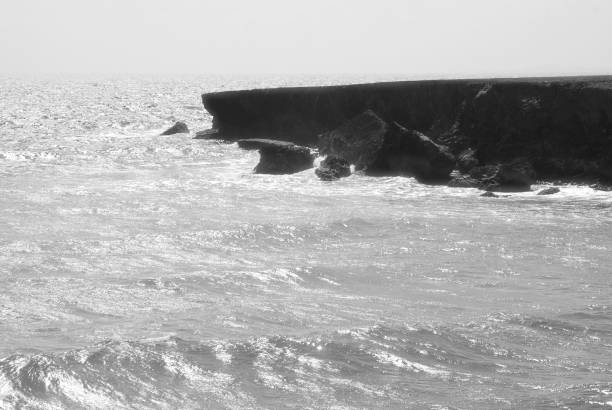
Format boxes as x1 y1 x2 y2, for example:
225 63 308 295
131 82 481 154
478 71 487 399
315 156 351 181
448 174 480 188
318 110 455 183
448 158 536 191
201 76 612 186
456 148 479 172
161 121 189 135
245 140 314 175
317 110 387 170
487 158 535 191
467 158 536 192
455 82 612 182
367 126 455 182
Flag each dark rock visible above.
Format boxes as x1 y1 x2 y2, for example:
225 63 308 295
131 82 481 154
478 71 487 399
480 191 499 197
319 110 455 182
448 174 480 188
468 164 499 181
160 121 189 136
251 141 314 175
495 157 536 190
590 182 612 191
537 187 561 195
368 125 456 182
315 156 351 181
456 148 479 172
457 82 612 179
469 158 535 192
202 81 470 146
237 138 295 150
318 110 387 170
202 76 612 186
194 128 220 139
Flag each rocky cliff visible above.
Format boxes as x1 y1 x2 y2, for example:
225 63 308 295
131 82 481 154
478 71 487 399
202 76 612 183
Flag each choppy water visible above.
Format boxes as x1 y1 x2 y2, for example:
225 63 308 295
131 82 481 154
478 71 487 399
1 75 612 409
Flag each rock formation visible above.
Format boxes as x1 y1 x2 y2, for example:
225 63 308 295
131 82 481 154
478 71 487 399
318 110 455 183
194 129 219 139
241 139 314 175
591 183 612 191
237 138 295 150
161 121 189 135
473 158 536 192
318 110 387 171
201 76 612 187
315 156 351 181
448 174 480 188
448 158 535 191
456 148 479 172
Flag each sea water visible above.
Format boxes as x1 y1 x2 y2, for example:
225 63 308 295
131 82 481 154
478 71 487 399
1 75 612 409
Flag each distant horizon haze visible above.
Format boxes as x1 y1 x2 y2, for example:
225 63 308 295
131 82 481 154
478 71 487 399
1 0 611 77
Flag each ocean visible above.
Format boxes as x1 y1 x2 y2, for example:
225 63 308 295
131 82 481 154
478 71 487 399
1 75 612 409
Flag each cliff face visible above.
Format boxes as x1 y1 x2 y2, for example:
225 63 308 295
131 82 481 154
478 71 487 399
202 77 612 182
203 80 474 145
450 80 612 180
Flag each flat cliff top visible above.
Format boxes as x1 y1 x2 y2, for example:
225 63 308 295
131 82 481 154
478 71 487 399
203 75 612 98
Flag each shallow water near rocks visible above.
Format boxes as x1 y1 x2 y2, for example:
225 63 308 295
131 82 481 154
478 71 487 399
1 75 612 409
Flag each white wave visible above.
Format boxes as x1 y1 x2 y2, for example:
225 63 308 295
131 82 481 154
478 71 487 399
214 343 233 364
244 267 304 285
297 355 324 370
327 377 387 398
51 369 119 409
162 352 235 388
372 351 450 377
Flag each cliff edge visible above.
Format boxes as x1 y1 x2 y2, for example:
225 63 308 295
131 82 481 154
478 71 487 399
202 76 612 183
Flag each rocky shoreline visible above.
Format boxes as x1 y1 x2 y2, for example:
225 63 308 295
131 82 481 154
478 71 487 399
199 76 612 191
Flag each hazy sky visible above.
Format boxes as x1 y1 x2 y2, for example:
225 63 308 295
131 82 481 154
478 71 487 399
1 0 611 76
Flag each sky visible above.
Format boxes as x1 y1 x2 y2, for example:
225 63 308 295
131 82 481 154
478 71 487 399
1 0 611 76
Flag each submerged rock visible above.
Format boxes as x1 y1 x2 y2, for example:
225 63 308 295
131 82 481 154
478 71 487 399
161 121 189 136
318 110 455 183
250 140 314 174
315 156 351 181
537 187 561 195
